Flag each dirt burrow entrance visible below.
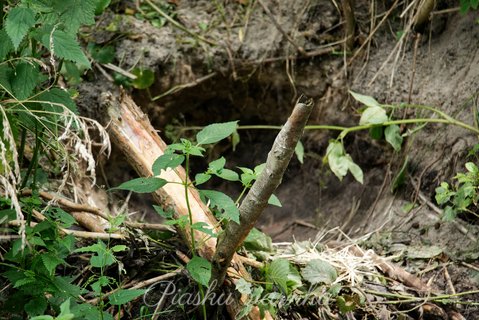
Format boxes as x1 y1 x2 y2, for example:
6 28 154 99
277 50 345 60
78 1 479 315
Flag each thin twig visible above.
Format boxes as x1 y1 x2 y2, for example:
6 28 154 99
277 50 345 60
143 0 217 46
256 0 304 54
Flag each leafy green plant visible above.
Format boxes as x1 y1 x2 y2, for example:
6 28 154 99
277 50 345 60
460 0 479 13
113 120 284 318
435 162 479 221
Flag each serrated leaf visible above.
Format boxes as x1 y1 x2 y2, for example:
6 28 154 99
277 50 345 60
195 173 211 185
108 289 146 305
11 62 41 99
301 259 337 285
186 256 211 286
200 190 239 223
0 30 14 60
53 0 97 34
41 29 90 67
384 124 403 151
37 87 78 114
0 65 13 94
196 121 238 145
295 141 304 164
5 7 36 50
152 153 185 175
359 106 388 125
266 259 290 293
111 177 167 193
268 194 282 207
349 91 381 108
41 253 64 275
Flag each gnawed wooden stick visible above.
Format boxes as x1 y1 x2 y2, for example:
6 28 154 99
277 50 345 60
100 90 260 319
210 97 314 289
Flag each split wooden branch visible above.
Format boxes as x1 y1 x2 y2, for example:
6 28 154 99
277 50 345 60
210 96 314 290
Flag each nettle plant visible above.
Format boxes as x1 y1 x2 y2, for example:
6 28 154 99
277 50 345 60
112 121 283 317
435 161 479 221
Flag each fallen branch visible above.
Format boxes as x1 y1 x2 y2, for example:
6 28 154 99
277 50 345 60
210 96 314 290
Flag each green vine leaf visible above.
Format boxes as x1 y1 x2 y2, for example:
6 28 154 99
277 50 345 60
326 141 364 184
186 256 211 286
384 124 403 151
196 121 238 145
359 106 387 125
200 189 239 223
349 90 381 108
53 0 97 34
5 7 36 50
109 289 146 306
152 153 185 175
295 141 304 164
111 177 167 193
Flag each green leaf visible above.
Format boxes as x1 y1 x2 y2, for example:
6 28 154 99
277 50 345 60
95 0 112 15
442 206 457 221
465 162 478 173
347 156 364 184
5 7 36 50
326 141 363 184
41 253 64 275
369 126 383 140
25 297 48 317
349 91 381 108
108 289 147 305
235 278 252 295
0 30 14 60
40 29 90 67
384 124 403 151
11 62 42 99
196 121 239 145
268 194 282 207
295 141 304 164
195 173 211 185
244 228 273 253
266 259 290 293
301 259 337 285
216 169 239 181
152 153 185 175
53 0 97 34
209 157 226 171
132 68 155 89
0 65 13 94
337 295 357 314
200 190 239 223
111 245 127 252
88 44 115 63
111 177 167 193
359 106 388 125
37 87 79 114
186 256 211 286
191 222 216 237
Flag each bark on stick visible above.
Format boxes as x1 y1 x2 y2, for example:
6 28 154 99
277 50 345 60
210 97 314 289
